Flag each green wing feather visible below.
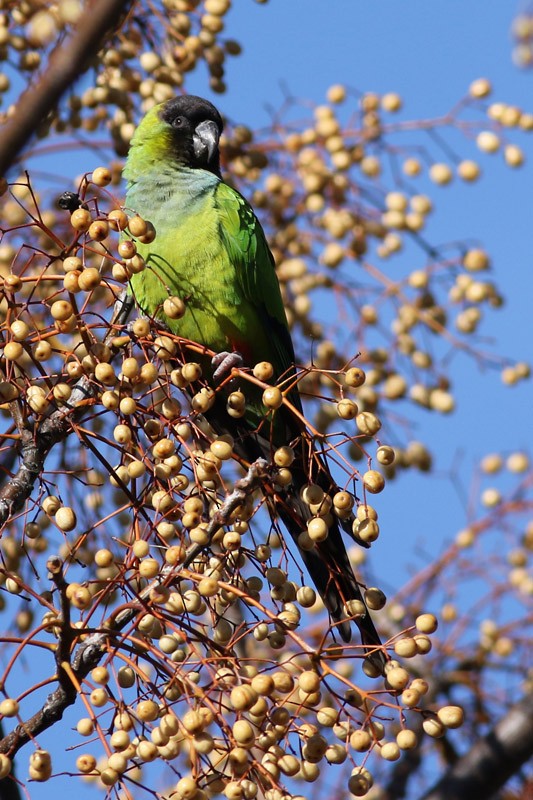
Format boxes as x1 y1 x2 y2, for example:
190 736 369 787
214 186 386 652
214 181 300 405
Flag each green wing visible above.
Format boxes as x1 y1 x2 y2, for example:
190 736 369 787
214 181 299 401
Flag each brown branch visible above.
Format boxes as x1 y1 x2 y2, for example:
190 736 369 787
0 378 93 527
181 457 269 568
0 0 133 177
0 722 22 800
0 292 134 527
420 692 533 800
0 458 269 758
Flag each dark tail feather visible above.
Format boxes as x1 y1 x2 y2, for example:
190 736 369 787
204 396 387 672
276 479 387 673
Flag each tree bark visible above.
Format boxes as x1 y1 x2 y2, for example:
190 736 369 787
420 693 533 800
0 0 132 177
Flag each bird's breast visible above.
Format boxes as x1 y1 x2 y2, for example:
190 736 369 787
127 175 250 354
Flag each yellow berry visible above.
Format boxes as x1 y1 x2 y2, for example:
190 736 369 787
457 160 481 181
92 166 112 186
118 239 137 259
175 776 199 800
463 248 490 271
163 296 186 319
469 77 492 98
0 698 19 717
415 613 438 633
345 367 366 387
381 92 402 112
253 361 274 380
437 705 464 728
394 637 418 658
78 267 101 290
504 144 525 167
326 84 346 104
70 208 92 231
385 666 410 690
128 215 148 237
50 300 74 321
55 506 77 531
3 342 24 361
380 742 401 761
108 209 129 230
376 445 395 465
307 517 329 542
356 411 381 435
476 131 500 153
423 717 445 738
429 163 453 185
0 754 11 778
363 470 385 494
337 398 358 419
403 157 422 176
88 220 109 241
396 729 418 749
262 386 283 409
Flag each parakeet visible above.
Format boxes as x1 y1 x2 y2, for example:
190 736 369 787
124 95 385 668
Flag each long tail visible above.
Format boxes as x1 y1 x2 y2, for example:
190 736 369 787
205 395 387 672
275 456 387 672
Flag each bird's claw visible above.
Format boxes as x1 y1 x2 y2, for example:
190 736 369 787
212 351 244 383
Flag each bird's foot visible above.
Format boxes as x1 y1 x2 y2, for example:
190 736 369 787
212 351 244 384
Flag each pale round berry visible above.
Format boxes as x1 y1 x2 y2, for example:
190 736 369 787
415 613 438 633
55 506 77 531
363 470 385 494
70 208 92 231
0 698 19 717
429 163 453 185
92 167 112 186
476 131 500 153
437 705 464 728
263 386 283 409
469 77 492 98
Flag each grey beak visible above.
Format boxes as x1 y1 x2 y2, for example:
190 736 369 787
193 119 220 163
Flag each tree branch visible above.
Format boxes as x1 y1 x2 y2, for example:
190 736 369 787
0 292 134 527
0 379 93 527
420 692 533 800
0 0 133 177
0 459 269 758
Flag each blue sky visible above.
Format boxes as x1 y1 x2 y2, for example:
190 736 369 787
6 2 533 797
199 1 533 583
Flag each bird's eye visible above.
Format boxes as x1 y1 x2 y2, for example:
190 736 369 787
172 116 184 128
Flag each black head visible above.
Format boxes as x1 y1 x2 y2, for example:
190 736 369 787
160 95 224 175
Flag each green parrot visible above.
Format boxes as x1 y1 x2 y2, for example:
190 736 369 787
124 95 385 667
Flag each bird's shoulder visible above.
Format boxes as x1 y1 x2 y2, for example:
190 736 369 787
213 179 298 388
213 180 269 260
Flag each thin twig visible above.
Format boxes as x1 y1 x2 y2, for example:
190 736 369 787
0 458 269 758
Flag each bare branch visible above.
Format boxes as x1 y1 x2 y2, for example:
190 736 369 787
0 378 93 527
420 693 533 800
0 0 133 177
0 459 269 758
0 722 22 800
182 457 269 568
